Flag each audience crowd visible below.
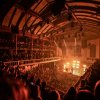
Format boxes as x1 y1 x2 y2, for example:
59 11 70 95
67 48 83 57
0 59 100 100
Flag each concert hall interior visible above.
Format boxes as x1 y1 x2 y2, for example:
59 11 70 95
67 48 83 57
0 0 100 100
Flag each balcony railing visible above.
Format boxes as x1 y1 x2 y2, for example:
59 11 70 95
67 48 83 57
3 57 61 66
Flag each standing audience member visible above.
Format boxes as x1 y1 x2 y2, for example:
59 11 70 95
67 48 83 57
36 78 41 88
64 86 76 100
41 81 48 100
78 79 86 90
32 85 42 100
0 77 29 100
75 90 94 100
94 80 100 100
48 90 61 100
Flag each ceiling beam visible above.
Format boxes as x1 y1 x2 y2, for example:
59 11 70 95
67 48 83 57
8 7 17 27
67 1 100 5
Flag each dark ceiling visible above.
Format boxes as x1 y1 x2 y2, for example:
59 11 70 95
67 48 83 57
0 0 100 41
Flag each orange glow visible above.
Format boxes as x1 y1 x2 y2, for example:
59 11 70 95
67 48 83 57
83 64 87 68
67 62 70 65
63 59 87 76
77 61 80 63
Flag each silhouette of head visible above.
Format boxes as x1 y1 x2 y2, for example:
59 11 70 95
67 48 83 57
49 90 61 100
75 90 94 100
94 80 100 100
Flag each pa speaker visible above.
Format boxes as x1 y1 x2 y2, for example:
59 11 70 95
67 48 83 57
51 0 66 16
82 40 87 48
11 25 19 34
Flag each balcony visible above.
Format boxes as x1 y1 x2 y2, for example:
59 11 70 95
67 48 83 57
3 57 61 67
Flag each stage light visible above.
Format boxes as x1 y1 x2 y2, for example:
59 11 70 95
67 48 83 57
77 63 80 66
77 61 80 63
63 64 66 72
73 63 76 66
72 65 75 68
76 66 79 69
64 64 66 67
73 60 76 63
63 70 66 72
67 62 70 65
83 64 87 68
66 62 70 66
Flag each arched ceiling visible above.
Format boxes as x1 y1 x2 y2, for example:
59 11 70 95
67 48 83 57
0 0 100 40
